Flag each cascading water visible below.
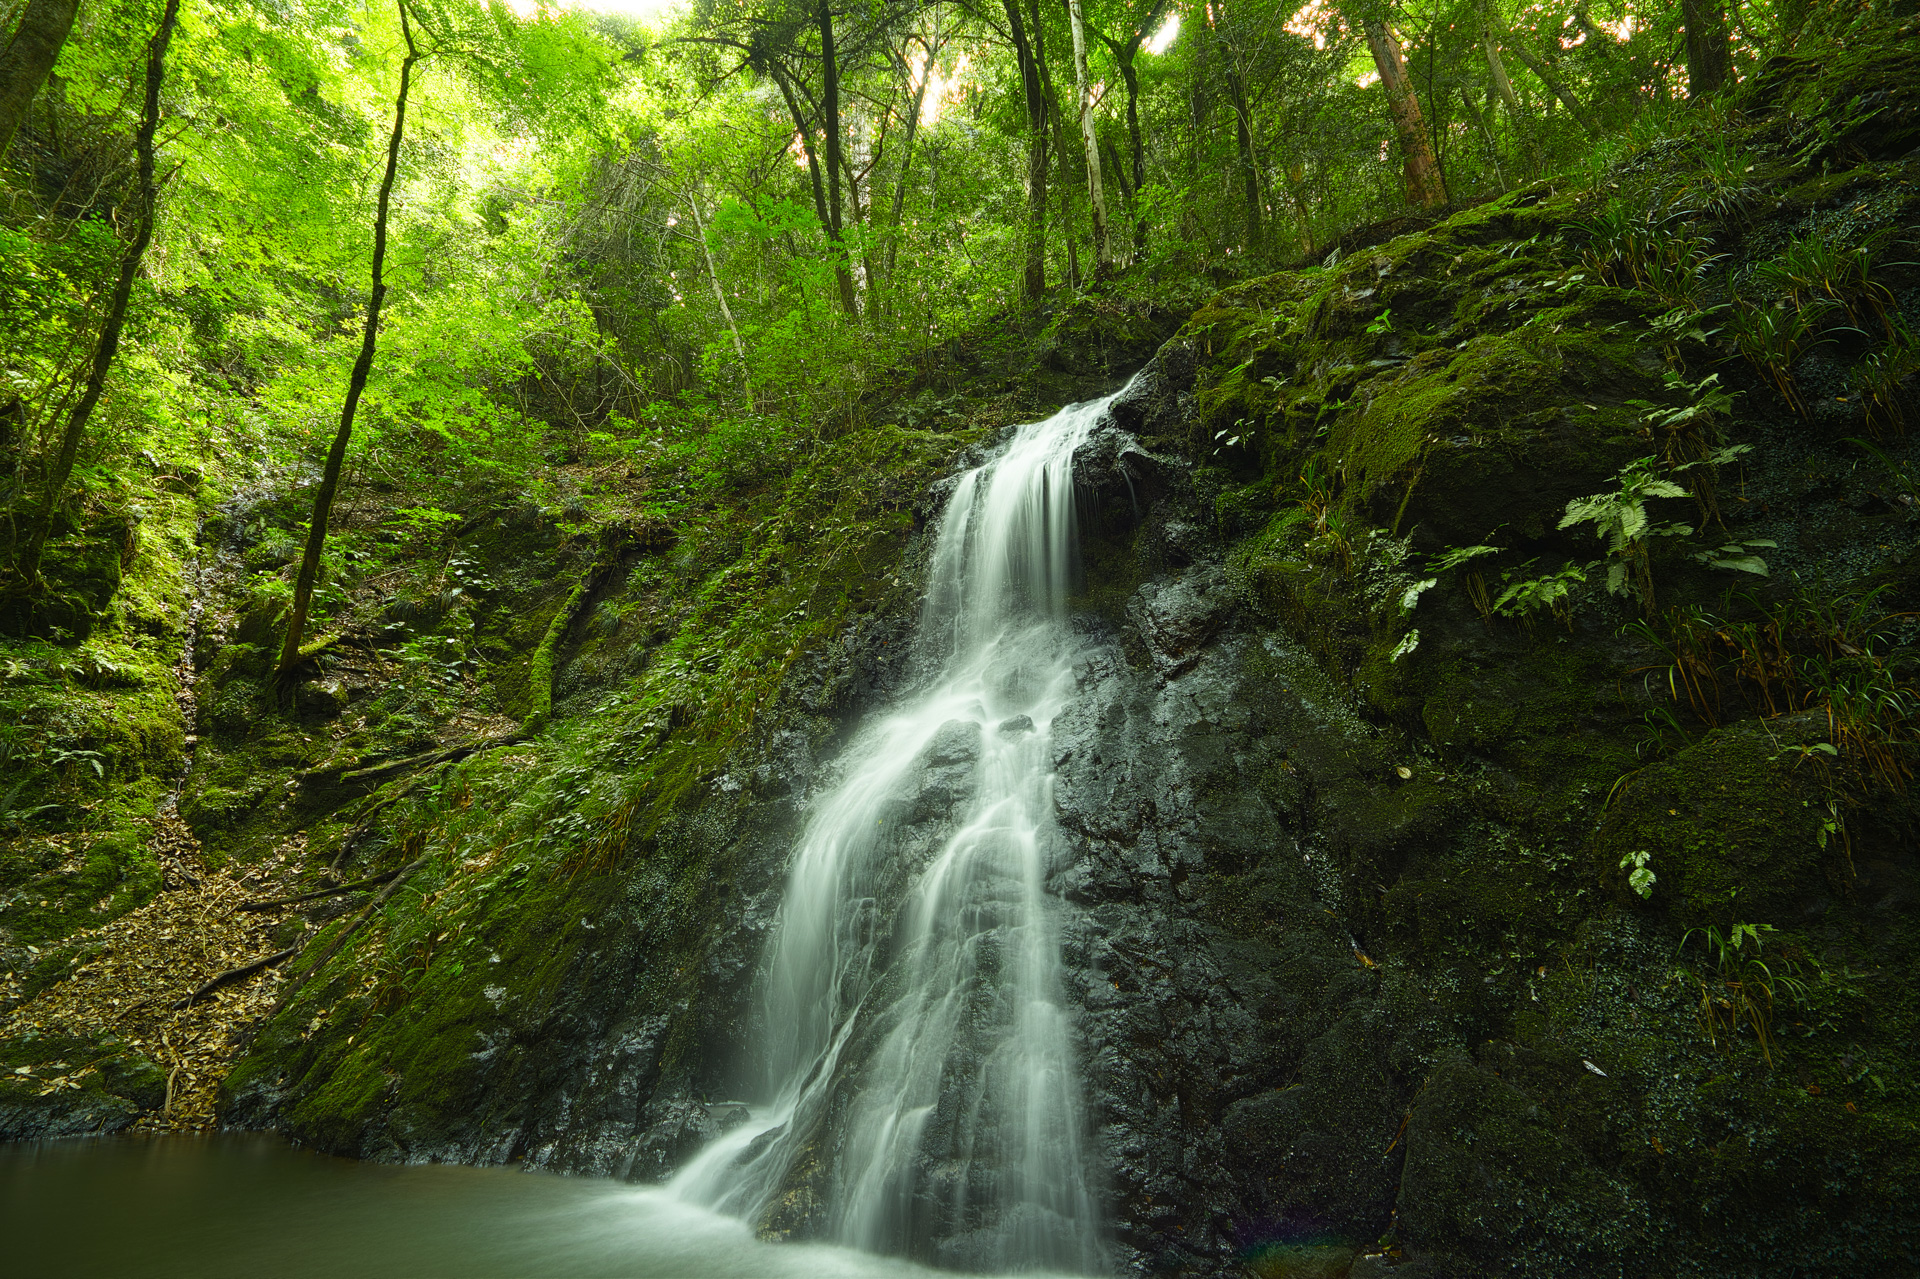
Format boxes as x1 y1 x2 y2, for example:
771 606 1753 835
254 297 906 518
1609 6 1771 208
671 389 1125 1274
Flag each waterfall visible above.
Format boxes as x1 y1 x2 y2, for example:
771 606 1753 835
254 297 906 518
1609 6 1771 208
671 389 1123 1273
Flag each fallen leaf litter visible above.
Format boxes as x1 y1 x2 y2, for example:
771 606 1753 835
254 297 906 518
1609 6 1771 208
0 813 309 1131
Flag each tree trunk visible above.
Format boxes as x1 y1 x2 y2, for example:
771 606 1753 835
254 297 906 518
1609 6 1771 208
277 3 418 678
1460 86 1506 191
884 33 941 281
1475 0 1541 176
1362 18 1447 210
772 69 832 238
1119 56 1147 253
1101 133 1131 212
837 106 880 318
1091 0 1166 259
16 0 179 583
769 66 858 319
1066 0 1110 277
1224 62 1262 254
816 0 860 316
1284 160 1314 258
1003 0 1048 299
1505 41 1598 136
1681 0 1731 97
685 187 751 407
0 0 80 161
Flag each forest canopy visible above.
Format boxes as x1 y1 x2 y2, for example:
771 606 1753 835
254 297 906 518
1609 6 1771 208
0 0 1900 610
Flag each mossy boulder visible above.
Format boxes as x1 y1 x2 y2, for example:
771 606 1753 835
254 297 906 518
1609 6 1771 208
1396 1055 1655 1278
1595 714 1837 927
0 1031 162 1140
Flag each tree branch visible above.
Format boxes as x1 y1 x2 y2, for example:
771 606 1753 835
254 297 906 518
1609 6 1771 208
172 946 298 1009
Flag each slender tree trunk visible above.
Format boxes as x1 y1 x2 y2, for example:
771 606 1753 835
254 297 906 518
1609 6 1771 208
1681 0 1731 97
1036 1 1077 283
1284 160 1314 258
816 0 859 316
277 4 417 677
1089 0 1166 259
884 35 939 281
16 0 179 583
0 0 79 161
772 69 833 239
1421 22 1449 197
1004 0 1048 299
1101 134 1131 211
1065 0 1110 277
1118 56 1147 253
1475 0 1540 176
1506 41 1598 136
770 66 856 318
1460 86 1506 191
838 105 880 317
685 187 750 407
1362 18 1447 210
1223 61 1262 253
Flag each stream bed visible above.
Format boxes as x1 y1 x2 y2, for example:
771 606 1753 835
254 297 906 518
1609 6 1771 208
0 1134 1026 1278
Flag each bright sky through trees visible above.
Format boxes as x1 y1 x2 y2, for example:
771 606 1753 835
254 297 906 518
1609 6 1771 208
504 0 682 23
587 0 679 18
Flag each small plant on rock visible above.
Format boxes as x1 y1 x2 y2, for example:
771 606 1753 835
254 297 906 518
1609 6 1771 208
1429 541 1501 625
1493 560 1588 629
1560 457 1693 612
1729 298 1839 418
1619 849 1656 898
1675 922 1807 1066
1852 315 1920 435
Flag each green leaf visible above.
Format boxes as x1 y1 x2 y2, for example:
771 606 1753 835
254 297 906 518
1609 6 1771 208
1430 544 1500 572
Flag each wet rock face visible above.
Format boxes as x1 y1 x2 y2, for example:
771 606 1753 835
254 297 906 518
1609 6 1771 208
1051 601 1422 1274
0 1089 143 1140
221 560 963 1184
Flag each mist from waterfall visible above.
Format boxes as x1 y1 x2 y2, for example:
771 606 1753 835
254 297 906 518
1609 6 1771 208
670 389 1122 1274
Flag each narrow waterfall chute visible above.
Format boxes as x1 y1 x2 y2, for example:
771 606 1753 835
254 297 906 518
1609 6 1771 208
671 387 1127 1274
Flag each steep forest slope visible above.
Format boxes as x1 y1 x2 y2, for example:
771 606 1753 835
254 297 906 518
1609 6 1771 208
4 15 1920 1279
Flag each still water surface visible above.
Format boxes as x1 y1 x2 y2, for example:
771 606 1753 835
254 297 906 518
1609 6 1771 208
0 1133 1000 1278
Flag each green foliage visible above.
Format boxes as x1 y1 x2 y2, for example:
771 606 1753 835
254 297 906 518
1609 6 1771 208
1492 560 1587 627
1427 543 1501 574
1853 315 1920 433
1674 921 1808 1065
1560 457 1691 609
1729 298 1838 417
1618 849 1655 900
1690 539 1774 576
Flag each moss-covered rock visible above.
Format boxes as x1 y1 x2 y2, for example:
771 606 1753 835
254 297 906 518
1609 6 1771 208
1596 714 1837 927
1397 1056 1655 1278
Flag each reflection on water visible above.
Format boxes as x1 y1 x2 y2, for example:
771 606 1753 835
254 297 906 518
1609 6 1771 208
0 1134 1041 1278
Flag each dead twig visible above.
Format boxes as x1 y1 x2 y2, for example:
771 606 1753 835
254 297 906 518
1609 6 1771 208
172 946 299 1009
339 733 524 783
329 734 525 873
262 856 429 1022
234 869 401 913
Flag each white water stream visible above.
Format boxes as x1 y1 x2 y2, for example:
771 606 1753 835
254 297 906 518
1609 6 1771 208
672 390 1123 1272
